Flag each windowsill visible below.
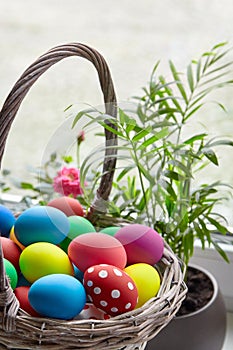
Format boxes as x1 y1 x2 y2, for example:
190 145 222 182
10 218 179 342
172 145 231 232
191 240 233 312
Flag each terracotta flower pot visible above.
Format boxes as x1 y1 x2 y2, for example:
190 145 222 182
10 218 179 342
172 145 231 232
145 264 226 350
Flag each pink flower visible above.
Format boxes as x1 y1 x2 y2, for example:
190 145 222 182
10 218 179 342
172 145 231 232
53 167 84 197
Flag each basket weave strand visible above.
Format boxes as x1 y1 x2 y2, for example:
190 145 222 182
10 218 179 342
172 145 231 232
0 43 187 349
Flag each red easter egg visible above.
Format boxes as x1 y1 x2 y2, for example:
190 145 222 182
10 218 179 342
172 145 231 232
14 286 40 317
68 232 127 272
84 264 138 316
0 237 21 271
114 224 164 265
48 196 84 217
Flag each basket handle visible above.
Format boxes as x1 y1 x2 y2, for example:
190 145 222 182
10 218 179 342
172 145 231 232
0 43 118 221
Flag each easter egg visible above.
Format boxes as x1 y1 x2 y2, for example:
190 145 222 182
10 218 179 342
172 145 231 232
99 226 121 236
124 263 161 308
76 303 110 320
0 236 21 271
60 216 96 252
17 273 31 287
14 286 40 316
28 274 86 320
10 227 25 250
0 204 16 237
84 264 138 316
3 258 18 289
73 265 84 282
14 206 70 246
114 224 164 265
19 242 74 283
68 232 127 272
48 196 84 217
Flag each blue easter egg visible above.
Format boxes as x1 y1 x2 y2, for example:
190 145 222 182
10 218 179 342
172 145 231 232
73 264 84 282
28 274 86 320
14 206 70 246
0 205 16 237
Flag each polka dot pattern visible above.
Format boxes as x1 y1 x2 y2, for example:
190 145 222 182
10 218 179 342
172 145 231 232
84 264 138 316
111 289 120 298
99 270 108 278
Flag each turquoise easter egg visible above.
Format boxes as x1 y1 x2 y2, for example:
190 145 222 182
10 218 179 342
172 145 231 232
28 274 86 320
60 216 96 252
0 205 16 237
14 206 70 246
100 226 121 236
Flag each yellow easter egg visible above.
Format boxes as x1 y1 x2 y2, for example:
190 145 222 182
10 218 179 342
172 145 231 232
124 263 160 308
10 226 25 250
19 242 74 283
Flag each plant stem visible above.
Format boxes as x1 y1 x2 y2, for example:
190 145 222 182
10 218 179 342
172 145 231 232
130 141 152 227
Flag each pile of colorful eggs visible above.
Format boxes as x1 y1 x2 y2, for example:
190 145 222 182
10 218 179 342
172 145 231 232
0 197 164 321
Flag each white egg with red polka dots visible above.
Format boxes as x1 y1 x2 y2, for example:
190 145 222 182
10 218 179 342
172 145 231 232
83 264 138 316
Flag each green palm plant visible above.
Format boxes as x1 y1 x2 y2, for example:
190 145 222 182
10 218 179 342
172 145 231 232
74 42 233 266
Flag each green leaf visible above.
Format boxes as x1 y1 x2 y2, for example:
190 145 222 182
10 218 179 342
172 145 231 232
99 120 124 138
212 42 228 50
206 216 228 235
207 139 233 147
184 104 203 120
137 104 146 123
138 128 169 150
202 148 219 165
2 169 11 176
20 182 35 190
163 170 185 181
64 104 73 112
131 128 151 142
165 196 175 216
169 60 188 103
196 58 202 83
116 166 134 182
158 75 183 113
62 155 73 164
138 163 155 184
184 133 207 145
198 218 212 245
182 229 194 262
187 63 194 92
168 159 192 178
72 108 97 128
211 241 230 263
193 222 206 249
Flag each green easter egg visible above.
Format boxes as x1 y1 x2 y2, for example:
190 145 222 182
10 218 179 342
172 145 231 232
60 216 96 252
100 226 121 236
4 258 18 289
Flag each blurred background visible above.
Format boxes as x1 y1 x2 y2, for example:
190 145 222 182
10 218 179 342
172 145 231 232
1 0 233 222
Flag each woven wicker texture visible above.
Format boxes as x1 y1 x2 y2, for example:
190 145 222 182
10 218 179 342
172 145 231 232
0 43 187 349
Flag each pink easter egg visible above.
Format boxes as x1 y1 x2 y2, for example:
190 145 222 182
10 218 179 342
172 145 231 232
68 232 127 272
83 264 138 316
48 196 84 217
114 224 164 265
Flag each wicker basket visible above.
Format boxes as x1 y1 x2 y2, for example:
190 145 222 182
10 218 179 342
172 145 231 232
0 43 187 350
